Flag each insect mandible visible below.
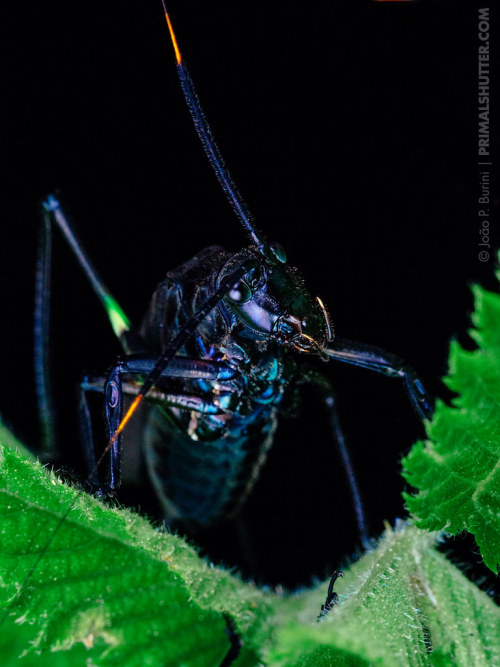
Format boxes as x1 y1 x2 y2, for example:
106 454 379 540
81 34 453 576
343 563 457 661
35 7 432 562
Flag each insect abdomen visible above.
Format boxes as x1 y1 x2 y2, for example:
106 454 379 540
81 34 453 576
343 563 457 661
143 405 278 525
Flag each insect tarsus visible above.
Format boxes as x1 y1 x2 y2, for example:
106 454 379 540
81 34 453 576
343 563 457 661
317 571 344 621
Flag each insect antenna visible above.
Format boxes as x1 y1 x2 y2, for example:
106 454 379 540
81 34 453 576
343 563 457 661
162 4 278 263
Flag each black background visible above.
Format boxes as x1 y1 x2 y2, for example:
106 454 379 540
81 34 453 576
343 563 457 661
1 1 498 589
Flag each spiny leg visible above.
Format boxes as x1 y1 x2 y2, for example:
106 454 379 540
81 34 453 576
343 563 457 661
325 340 433 420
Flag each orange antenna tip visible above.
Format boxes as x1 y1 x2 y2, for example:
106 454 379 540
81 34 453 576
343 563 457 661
164 9 182 64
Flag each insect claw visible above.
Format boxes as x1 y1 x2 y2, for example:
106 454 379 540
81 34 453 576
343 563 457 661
317 570 344 621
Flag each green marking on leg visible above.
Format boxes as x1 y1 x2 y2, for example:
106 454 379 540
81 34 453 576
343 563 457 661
104 295 131 338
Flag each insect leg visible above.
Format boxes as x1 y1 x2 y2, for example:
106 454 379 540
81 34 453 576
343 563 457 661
79 371 223 493
39 195 131 341
219 615 242 667
299 369 368 545
77 380 101 489
317 570 344 621
77 376 126 493
35 195 133 462
114 355 236 382
326 340 433 420
326 395 368 546
34 201 56 460
101 355 237 491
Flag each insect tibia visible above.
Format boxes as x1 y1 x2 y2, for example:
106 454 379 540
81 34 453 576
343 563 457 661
219 615 242 667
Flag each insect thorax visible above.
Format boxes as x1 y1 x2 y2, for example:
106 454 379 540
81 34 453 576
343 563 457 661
137 246 290 525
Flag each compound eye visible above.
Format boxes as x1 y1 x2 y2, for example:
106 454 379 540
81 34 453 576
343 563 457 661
270 242 287 264
228 279 252 304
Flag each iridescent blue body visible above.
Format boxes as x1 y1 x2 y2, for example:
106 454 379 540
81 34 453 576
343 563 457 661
137 246 300 525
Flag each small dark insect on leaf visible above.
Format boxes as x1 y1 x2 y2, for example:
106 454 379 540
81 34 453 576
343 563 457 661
317 571 344 622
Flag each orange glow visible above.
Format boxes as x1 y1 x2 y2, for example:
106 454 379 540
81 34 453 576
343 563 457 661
165 11 182 64
109 394 143 446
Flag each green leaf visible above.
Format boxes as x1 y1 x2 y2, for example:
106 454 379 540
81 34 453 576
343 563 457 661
0 418 36 462
402 280 500 574
0 443 266 666
1 442 499 665
269 523 500 666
